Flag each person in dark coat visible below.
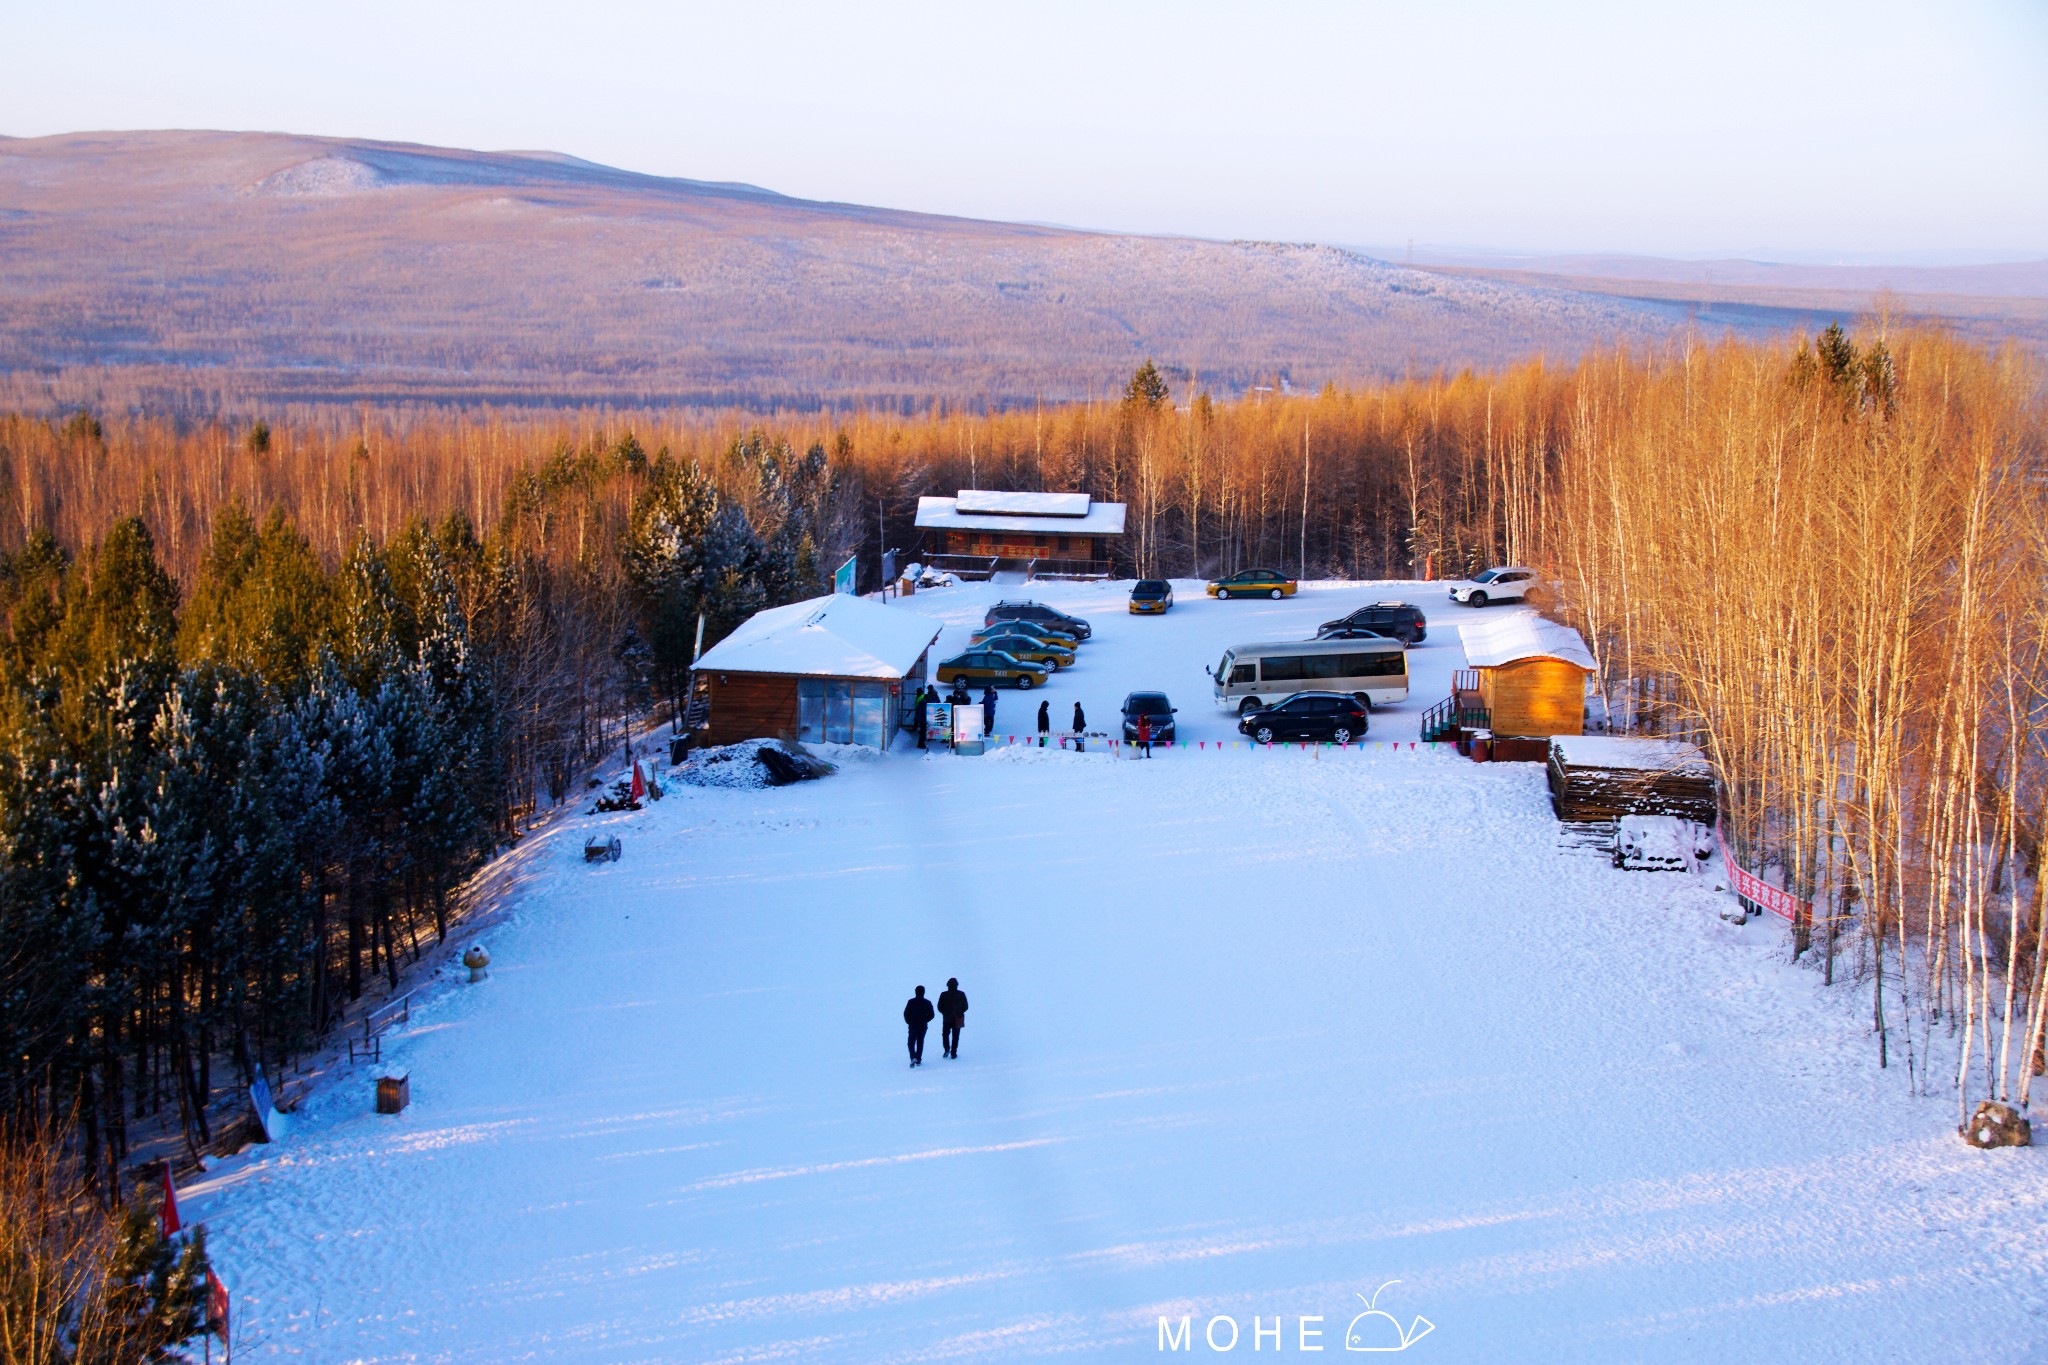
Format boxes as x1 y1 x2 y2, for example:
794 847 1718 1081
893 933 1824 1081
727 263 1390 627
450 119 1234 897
916 684 933 749
1036 699 1051 747
947 678 972 706
937 978 969 1058
903 986 935 1066
1072 701 1086 733
981 685 997 738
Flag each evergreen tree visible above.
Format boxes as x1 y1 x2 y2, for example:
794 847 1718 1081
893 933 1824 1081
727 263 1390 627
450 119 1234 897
1123 358 1169 408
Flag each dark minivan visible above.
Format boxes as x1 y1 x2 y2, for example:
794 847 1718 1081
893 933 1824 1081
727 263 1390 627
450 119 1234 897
1317 601 1426 645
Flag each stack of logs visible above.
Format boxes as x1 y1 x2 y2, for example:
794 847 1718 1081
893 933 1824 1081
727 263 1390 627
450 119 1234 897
1547 737 1718 824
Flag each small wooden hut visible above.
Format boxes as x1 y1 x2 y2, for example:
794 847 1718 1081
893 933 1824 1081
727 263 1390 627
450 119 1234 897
693 594 942 748
1456 614 1597 739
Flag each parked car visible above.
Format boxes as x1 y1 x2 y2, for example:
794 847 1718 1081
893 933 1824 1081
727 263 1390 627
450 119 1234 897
1119 691 1178 743
1235 691 1372 745
1318 600 1427 644
985 600 1092 639
1128 579 1175 614
1207 568 1298 600
1449 567 1536 607
935 648 1050 689
972 618 1082 648
1314 623 1406 643
962 631 1073 669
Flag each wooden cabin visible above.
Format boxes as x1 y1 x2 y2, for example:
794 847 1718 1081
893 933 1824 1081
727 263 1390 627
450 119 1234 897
692 594 942 749
914 490 1126 572
1456 614 1597 739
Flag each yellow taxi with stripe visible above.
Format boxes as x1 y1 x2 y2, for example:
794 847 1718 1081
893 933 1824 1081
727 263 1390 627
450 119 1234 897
1207 568 1298 600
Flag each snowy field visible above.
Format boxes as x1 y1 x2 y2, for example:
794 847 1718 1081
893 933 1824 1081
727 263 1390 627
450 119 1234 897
189 580 2048 1362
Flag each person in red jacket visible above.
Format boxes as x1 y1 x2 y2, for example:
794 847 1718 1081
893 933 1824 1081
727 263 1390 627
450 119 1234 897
1136 711 1153 758
936 978 969 1058
903 986 935 1067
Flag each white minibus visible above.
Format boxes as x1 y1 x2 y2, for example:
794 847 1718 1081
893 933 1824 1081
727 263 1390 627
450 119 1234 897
1209 637 1409 712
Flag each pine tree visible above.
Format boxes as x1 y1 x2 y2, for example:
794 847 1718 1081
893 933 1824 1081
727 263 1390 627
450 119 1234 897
1124 359 1169 408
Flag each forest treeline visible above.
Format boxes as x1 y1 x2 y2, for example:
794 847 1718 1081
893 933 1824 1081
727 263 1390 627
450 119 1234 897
0 323 2042 1177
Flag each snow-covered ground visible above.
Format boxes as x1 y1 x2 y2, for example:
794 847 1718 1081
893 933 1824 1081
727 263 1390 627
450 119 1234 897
188 580 2048 1362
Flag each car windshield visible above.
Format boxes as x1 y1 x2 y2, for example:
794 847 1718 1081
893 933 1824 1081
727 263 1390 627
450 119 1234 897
1127 694 1170 715
1216 652 1232 679
1133 581 1167 596
1474 568 1500 583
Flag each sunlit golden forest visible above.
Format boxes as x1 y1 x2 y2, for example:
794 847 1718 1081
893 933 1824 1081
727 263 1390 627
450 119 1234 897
1 327 2044 1288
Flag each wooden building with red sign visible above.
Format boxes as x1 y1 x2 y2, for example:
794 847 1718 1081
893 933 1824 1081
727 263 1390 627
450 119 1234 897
914 490 1126 573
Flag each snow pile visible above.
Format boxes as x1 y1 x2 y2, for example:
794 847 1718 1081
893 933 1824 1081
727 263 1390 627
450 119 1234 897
672 740 777 789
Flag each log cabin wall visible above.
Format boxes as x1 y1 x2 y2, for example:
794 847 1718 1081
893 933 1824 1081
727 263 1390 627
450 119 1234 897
704 673 799 746
943 530 1108 563
1478 658 1589 738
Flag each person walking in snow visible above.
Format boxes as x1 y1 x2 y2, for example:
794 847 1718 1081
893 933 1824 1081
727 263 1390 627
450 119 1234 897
903 985 935 1067
1136 710 1153 758
1037 699 1051 747
1071 701 1086 735
937 978 969 1059
981 684 997 739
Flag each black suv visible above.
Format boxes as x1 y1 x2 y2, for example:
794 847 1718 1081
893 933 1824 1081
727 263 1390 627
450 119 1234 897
1317 601 1426 645
1236 692 1371 745
985 601 1092 639
1120 691 1177 743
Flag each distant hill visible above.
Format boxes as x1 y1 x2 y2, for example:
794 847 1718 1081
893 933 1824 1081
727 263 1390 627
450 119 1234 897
0 130 1840 412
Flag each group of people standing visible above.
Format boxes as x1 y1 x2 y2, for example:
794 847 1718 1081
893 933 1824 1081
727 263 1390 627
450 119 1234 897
914 686 1090 750
902 979 969 1065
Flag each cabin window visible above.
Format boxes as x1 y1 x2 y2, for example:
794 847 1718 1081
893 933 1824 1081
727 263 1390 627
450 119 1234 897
800 679 890 746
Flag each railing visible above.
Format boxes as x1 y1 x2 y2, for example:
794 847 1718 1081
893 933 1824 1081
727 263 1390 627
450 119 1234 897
347 991 412 1064
1420 671 1489 743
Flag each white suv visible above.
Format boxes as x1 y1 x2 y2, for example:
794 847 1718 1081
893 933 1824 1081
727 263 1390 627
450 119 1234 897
1449 566 1535 607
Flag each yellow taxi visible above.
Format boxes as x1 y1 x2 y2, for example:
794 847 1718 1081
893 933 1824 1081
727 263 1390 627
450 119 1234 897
1128 579 1174 614
1207 568 1298 600
935 648 1049 689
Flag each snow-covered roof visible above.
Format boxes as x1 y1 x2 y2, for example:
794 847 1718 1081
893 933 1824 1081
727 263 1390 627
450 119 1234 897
693 593 941 680
1550 735 1713 776
915 493 1127 537
1458 613 1596 672
953 490 1091 517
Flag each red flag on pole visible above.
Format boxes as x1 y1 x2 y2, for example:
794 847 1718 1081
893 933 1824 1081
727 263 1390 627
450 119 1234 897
207 1269 230 1346
630 760 646 803
159 1162 181 1239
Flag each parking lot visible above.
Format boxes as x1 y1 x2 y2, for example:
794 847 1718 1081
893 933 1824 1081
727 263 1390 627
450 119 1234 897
905 575 1468 745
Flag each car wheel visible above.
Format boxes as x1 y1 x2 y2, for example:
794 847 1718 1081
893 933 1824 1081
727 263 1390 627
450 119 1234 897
1269 587 1283 599
1238 697 1262 715
1333 727 1352 745
1469 591 1488 607
1217 588 1231 600
1254 725 1275 744
1017 673 1035 689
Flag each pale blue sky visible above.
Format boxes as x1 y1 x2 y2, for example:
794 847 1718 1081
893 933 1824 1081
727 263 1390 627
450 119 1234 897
5 0 2044 258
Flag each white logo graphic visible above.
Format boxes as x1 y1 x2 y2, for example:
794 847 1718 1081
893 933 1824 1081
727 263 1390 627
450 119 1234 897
1345 1281 1434 1352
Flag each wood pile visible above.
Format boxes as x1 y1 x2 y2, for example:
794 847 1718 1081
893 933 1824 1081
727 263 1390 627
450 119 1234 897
1547 735 1717 824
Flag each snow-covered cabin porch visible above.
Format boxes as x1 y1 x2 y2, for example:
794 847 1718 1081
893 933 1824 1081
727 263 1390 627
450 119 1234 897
692 594 942 749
